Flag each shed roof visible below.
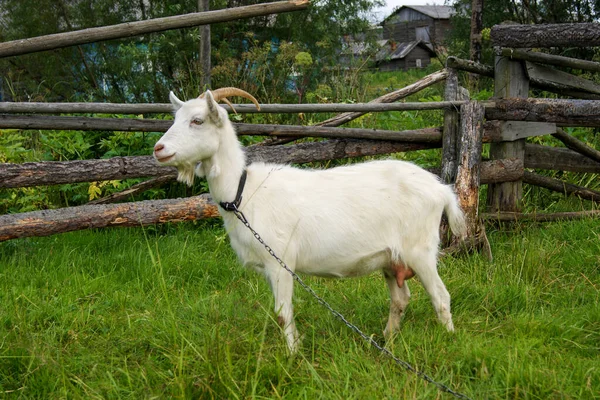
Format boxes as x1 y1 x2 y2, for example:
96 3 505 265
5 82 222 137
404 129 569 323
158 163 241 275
376 40 436 62
390 5 455 20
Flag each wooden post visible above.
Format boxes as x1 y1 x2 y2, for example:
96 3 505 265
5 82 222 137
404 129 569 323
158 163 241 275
198 0 211 89
441 68 469 184
486 54 529 212
454 101 491 259
469 0 484 88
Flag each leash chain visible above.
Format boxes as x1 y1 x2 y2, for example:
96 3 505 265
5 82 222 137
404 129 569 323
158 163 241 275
229 206 472 400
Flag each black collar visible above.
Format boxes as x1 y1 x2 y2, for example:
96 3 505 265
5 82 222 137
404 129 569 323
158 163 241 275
219 169 247 212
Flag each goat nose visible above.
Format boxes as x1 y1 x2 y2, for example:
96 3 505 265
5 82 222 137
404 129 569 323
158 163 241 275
154 143 164 152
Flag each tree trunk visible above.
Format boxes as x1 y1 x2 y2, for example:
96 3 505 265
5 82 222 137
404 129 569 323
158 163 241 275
198 0 211 89
469 0 484 88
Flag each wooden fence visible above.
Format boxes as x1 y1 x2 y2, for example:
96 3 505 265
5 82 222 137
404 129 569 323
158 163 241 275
1 9 599 254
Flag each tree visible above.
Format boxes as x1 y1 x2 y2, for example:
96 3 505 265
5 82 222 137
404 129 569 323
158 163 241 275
0 0 382 103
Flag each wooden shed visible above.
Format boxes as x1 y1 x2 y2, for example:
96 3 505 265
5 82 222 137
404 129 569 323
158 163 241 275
377 40 436 71
377 5 454 71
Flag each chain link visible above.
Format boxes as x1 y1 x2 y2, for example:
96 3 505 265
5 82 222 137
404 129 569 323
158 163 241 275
230 207 473 400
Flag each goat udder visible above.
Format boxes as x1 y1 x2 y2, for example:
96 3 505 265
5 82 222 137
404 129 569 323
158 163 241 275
392 262 415 288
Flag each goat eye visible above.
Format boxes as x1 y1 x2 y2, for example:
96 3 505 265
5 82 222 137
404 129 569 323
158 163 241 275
191 118 203 126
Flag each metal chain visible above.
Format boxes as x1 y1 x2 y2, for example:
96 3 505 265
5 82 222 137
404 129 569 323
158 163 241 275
229 206 473 400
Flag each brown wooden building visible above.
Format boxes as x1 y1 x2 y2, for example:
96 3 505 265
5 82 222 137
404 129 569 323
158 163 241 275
377 5 454 71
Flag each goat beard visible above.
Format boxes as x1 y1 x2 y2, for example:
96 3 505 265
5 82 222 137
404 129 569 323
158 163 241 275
176 163 196 186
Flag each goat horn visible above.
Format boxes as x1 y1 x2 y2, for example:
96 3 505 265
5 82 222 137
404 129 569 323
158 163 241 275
200 87 260 111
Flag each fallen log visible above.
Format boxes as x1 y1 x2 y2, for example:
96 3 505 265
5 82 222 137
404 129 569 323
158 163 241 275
523 171 600 203
87 175 177 205
551 128 600 164
481 210 600 222
0 194 219 242
525 143 600 173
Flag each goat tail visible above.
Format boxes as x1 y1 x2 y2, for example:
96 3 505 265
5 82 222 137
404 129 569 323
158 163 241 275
443 185 467 239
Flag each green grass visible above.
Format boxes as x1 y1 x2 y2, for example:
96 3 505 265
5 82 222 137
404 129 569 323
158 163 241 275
1 215 599 399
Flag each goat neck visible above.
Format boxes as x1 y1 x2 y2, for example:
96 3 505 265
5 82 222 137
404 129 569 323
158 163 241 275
201 121 247 207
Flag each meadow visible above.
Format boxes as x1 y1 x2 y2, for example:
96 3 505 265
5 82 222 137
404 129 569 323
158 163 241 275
1 209 598 398
1 65 599 399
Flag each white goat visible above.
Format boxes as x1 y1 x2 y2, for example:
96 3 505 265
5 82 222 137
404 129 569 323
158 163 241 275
153 88 467 352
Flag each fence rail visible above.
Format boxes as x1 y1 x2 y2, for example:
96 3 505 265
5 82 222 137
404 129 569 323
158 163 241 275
2 21 600 245
0 0 309 58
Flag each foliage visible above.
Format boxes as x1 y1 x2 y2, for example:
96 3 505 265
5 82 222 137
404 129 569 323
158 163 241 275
0 212 598 398
0 0 382 103
447 0 600 65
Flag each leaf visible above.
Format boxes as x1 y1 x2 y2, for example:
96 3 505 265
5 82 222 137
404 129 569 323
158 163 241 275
88 182 102 201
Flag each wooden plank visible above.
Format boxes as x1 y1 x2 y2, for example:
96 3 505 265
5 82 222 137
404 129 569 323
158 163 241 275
0 194 219 242
483 120 555 142
440 58 600 99
0 1 310 58
501 48 600 73
525 143 600 173
523 171 600 203
487 56 528 213
491 23 600 48
525 61 600 95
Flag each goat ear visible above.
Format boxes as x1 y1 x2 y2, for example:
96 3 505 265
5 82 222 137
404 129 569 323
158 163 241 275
204 90 223 127
169 91 184 110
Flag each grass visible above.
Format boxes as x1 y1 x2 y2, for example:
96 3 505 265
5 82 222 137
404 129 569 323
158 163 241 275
0 214 599 399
